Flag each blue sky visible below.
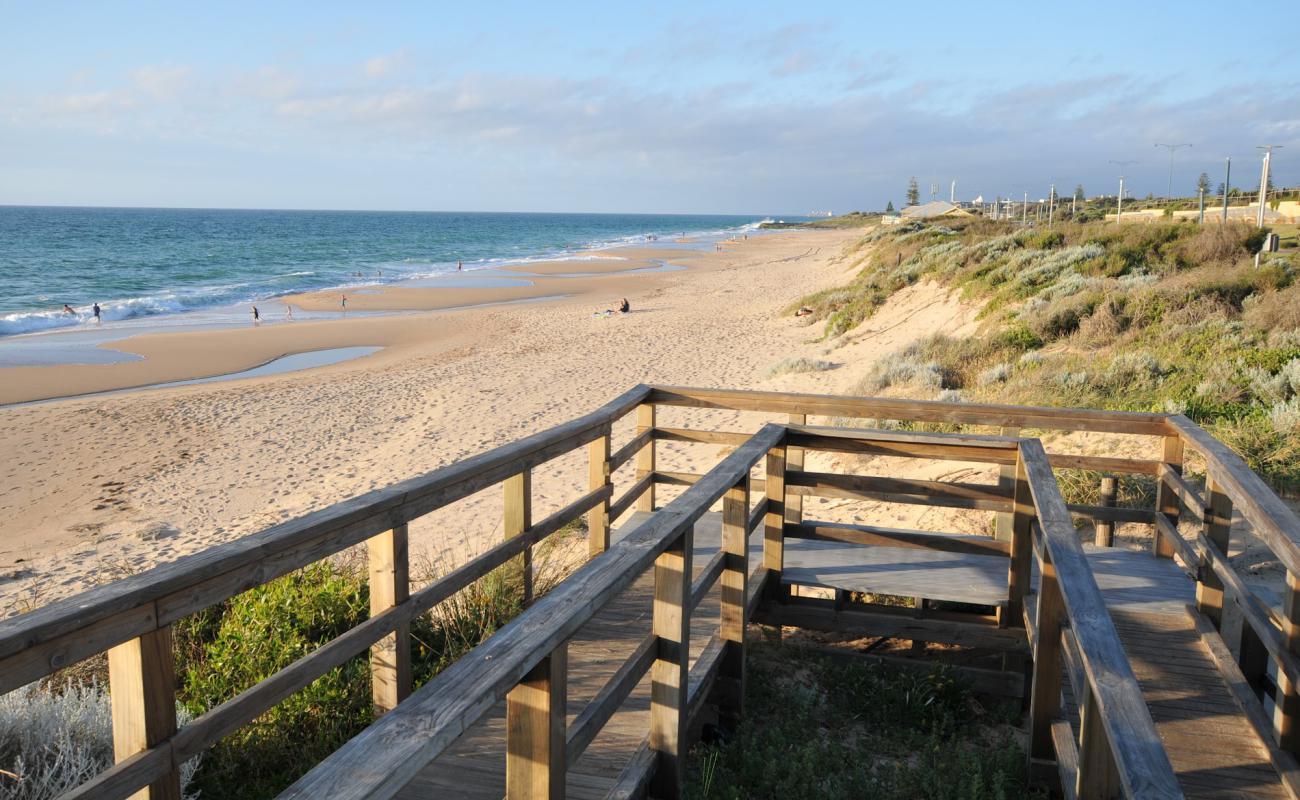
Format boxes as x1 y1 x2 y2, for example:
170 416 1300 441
1 1 1296 214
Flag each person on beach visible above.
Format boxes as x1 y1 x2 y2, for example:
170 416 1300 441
619 298 630 313
457 260 463 271
341 294 348 311
284 303 293 320
62 304 75 315
92 303 101 324
251 305 261 326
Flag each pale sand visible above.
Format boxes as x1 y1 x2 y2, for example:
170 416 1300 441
3 222 1291 627
10 228 974 614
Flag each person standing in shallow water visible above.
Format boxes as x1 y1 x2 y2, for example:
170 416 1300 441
251 305 261 326
92 303 101 325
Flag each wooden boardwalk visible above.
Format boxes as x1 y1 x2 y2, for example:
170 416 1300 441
397 511 1291 799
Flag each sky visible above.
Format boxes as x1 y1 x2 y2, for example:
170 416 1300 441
1 1 1297 215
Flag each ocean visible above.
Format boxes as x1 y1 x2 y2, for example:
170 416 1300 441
0 207 774 337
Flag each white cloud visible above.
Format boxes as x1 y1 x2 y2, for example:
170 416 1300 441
132 65 192 100
362 50 408 79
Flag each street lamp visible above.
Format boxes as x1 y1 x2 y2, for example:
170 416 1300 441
1109 160 1139 223
1154 143 1193 201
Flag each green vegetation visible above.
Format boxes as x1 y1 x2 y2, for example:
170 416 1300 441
173 558 532 800
796 218 1300 490
764 356 837 377
760 211 878 229
686 642 1035 799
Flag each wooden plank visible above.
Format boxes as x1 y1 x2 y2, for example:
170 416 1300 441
786 413 806 527
1094 476 1117 547
1047 452 1162 475
1280 572 1300 756
719 478 749 725
1159 462 1208 524
565 635 655 767
1066 503 1154 524
1019 439 1182 799
648 385 1173 435
764 442 787 599
995 426 1020 543
1029 555 1065 762
506 643 567 800
369 524 411 716
0 603 158 696
610 473 654 522
1052 718 1081 800
652 427 750 446
1169 414 1300 578
610 427 652 472
278 423 787 800
635 403 656 513
649 525 691 798
689 551 724 612
1197 476 1233 628
589 432 613 556
1076 686 1120 800
1154 437 1187 559
786 425 1019 465
1152 513 1199 572
108 626 181 800
1187 606 1300 800
786 469 1012 511
786 520 1010 556
505 470 534 604
0 384 655 670
753 602 1027 651
603 740 654 800
746 496 766 537
61 745 177 800
1004 453 1033 628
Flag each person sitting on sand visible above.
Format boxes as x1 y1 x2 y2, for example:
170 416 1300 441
619 298 630 313
62 304 75 315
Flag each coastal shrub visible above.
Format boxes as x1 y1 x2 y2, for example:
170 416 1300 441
0 682 199 800
1270 398 1300 435
685 643 1034 800
976 363 1011 386
1245 286 1300 332
175 559 529 799
765 357 836 378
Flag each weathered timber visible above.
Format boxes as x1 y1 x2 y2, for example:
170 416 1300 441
368 524 411 715
785 469 1012 511
506 644 567 799
108 627 180 800
785 520 1010 556
635 403 656 513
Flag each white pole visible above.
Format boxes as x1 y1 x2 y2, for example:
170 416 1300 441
1257 150 1271 228
1117 177 1124 223
950 180 956 204
1022 192 1028 224
1048 184 1056 227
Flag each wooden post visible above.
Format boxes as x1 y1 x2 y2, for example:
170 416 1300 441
763 443 787 601
785 413 805 526
719 477 750 727
1152 435 1184 559
650 527 692 798
1196 476 1232 629
1001 452 1032 628
1277 572 1300 755
994 426 1020 543
108 627 181 800
368 523 411 715
1028 555 1065 763
588 431 612 557
506 643 567 800
1076 685 1120 799
1094 476 1117 547
505 469 533 604
635 403 656 513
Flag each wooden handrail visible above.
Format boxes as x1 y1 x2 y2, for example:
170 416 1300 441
1020 439 1181 798
649 385 1173 436
0 384 653 681
277 423 788 799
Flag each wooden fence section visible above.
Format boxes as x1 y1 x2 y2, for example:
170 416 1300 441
0 385 663 800
3 385 1299 799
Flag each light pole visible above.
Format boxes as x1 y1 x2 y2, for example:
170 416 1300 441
1256 145 1283 227
1154 143 1192 201
1109 160 1138 223
1022 192 1028 224
1222 157 1231 222
1047 183 1056 227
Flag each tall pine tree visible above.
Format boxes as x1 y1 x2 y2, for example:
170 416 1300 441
906 177 920 206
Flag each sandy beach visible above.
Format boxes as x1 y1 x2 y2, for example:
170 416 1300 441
3 227 987 614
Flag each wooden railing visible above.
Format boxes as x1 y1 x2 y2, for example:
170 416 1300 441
0 384 662 800
5 385 1299 799
279 422 784 799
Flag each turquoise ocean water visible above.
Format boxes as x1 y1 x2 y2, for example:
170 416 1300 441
0 207 775 337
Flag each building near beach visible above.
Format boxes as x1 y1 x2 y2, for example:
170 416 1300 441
898 200 974 221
